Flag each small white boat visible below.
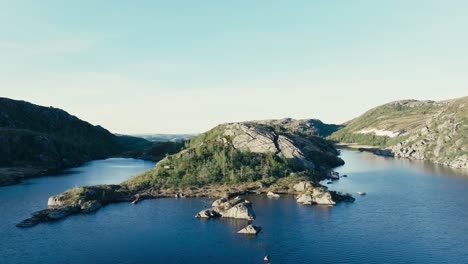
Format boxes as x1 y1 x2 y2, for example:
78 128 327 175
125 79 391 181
357 192 367 195
264 255 270 262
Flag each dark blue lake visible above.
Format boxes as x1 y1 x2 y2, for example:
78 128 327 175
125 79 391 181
1 151 468 264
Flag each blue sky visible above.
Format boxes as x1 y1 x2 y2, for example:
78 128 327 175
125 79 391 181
1 1 467 133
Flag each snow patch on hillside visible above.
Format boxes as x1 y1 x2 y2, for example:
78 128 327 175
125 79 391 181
356 128 401 138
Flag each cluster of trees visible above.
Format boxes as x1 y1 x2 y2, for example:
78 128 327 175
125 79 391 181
128 141 295 189
168 142 290 186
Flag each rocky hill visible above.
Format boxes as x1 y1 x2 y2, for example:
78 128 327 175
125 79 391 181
125 119 344 191
329 96 467 168
0 98 181 186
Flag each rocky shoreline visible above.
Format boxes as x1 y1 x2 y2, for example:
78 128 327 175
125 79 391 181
0 167 59 187
337 143 467 169
17 180 354 228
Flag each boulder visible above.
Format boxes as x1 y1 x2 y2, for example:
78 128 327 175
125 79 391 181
195 196 256 220
195 209 222 218
267 191 280 198
238 224 261 235
312 192 336 205
223 202 255 220
296 187 338 205
296 193 313 205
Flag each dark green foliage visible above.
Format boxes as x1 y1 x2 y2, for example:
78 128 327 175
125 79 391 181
116 135 153 151
0 97 124 169
126 141 294 189
121 141 184 162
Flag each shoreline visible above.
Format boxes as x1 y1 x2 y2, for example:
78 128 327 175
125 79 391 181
16 179 355 228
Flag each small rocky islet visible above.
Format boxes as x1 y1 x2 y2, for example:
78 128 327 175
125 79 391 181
17 119 354 228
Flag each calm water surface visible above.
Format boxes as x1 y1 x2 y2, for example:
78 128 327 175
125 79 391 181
1 152 468 264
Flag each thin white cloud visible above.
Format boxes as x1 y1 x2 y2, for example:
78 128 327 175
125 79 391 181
0 35 94 56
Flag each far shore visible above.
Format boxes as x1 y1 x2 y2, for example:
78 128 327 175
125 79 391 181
334 143 382 150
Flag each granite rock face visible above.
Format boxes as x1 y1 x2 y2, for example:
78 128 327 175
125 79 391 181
223 123 315 169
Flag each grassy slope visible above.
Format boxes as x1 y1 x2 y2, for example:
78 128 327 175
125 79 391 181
329 96 467 167
328 100 443 147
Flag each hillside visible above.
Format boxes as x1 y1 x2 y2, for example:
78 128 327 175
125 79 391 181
329 97 467 168
124 119 344 191
0 98 180 186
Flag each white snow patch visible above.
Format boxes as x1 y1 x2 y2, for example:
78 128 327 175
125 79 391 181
356 128 400 138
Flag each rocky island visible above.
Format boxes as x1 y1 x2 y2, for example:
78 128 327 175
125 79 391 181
17 119 354 228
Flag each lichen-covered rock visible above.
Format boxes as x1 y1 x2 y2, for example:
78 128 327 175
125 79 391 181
195 196 256 220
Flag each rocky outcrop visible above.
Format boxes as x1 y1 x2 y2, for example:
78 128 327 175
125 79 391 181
195 196 255 220
223 123 315 169
16 205 81 228
237 224 261 235
296 184 354 205
18 185 133 227
293 181 312 192
390 109 468 168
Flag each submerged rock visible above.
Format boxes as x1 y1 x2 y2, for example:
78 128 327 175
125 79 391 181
237 224 261 235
